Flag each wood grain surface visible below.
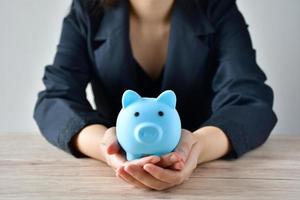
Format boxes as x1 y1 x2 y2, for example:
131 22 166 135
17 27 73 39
0 133 299 200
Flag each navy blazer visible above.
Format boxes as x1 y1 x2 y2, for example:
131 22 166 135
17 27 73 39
33 0 277 158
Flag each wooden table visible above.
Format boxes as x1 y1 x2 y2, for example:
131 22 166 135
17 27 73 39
0 133 299 200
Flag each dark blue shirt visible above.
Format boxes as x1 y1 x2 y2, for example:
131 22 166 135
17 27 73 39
33 0 278 158
134 57 164 97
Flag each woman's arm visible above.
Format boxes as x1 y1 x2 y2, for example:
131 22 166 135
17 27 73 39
33 0 112 157
193 126 231 164
197 0 278 158
71 124 108 161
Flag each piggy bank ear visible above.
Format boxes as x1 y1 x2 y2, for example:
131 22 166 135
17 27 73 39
156 90 176 109
122 90 141 108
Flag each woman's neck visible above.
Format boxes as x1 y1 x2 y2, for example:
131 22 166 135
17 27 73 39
129 0 175 25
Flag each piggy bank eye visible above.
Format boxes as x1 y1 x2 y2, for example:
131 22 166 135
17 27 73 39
158 111 164 117
134 112 140 117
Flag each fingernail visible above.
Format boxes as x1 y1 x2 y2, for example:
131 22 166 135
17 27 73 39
124 166 130 173
150 156 160 163
170 154 178 162
144 164 153 171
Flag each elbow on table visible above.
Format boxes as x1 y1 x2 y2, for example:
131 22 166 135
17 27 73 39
249 105 278 152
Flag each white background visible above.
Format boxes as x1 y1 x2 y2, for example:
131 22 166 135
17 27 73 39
1 0 299 135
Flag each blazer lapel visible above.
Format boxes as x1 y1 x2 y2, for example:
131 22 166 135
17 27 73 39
93 0 137 99
161 1 215 96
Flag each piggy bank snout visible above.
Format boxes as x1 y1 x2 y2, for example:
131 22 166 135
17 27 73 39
134 122 162 144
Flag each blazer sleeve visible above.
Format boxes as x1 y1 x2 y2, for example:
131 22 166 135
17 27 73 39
199 0 278 158
33 0 112 157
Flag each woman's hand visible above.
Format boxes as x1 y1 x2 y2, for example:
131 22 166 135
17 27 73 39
100 127 125 170
101 127 163 171
116 129 204 190
75 124 230 190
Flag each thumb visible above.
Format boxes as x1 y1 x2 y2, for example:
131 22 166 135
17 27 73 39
102 127 120 155
175 129 195 163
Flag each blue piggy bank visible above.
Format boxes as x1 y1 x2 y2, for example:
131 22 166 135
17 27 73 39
116 90 181 161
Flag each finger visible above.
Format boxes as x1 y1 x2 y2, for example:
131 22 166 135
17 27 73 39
102 127 120 154
109 153 127 170
143 163 183 185
124 164 172 190
174 129 195 162
144 144 201 186
156 152 182 168
171 161 185 170
107 141 120 155
116 166 149 189
126 155 160 167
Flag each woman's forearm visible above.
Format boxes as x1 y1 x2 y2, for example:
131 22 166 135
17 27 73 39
72 124 108 162
193 126 231 164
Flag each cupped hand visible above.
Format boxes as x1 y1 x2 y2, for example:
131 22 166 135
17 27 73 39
101 127 162 171
116 129 204 190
